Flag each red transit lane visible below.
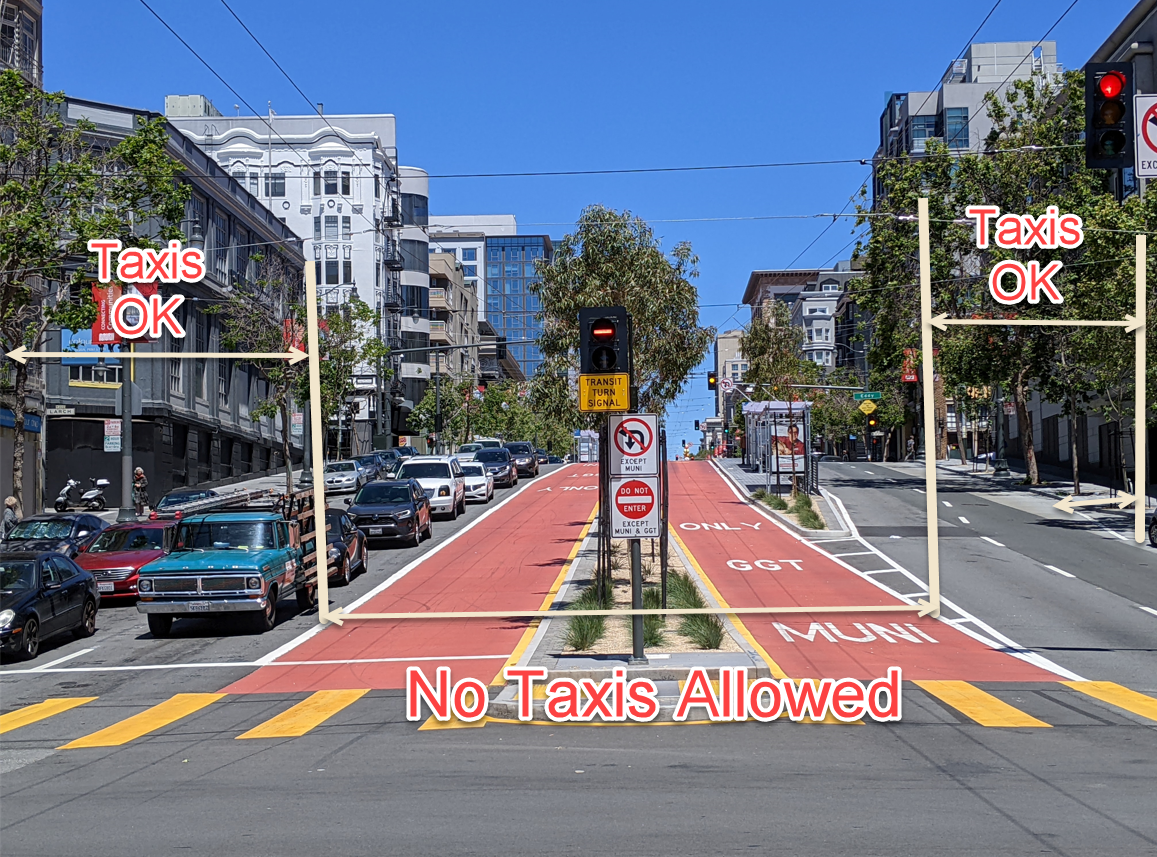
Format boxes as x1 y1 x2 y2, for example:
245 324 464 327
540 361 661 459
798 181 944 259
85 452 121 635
223 465 599 694
668 461 1059 682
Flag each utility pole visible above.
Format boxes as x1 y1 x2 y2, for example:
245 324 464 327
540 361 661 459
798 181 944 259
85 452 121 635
434 350 443 454
117 343 135 522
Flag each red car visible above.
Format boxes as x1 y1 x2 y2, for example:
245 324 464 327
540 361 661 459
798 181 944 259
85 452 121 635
74 521 175 599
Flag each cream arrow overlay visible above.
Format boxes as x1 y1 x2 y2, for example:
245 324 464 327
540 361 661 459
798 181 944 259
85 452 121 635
6 345 307 364
1053 492 1136 514
930 313 1143 333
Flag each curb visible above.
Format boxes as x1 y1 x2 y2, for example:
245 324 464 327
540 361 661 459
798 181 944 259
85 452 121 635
711 459 851 539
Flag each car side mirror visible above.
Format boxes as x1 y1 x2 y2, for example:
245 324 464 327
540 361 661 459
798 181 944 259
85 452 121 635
44 581 61 591
343 498 352 506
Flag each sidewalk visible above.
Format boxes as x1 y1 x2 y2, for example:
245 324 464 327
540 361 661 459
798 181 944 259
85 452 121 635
93 468 310 524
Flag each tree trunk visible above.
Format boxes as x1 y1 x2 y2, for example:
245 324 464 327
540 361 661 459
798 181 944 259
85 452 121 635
883 425 894 461
1014 370 1040 485
10 362 28 516
280 401 294 497
1069 392 1081 497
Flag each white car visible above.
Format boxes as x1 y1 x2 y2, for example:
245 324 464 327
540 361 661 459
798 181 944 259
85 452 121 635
459 461 494 503
323 460 369 494
396 456 467 519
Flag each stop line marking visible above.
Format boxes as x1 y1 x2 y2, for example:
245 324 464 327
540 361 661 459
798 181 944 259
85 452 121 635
981 536 1005 547
1045 565 1076 579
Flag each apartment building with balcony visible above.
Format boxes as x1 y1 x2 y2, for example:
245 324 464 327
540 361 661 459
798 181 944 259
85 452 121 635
428 252 480 381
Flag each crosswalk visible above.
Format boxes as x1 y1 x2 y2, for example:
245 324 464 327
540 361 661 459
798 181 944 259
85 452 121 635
1 681 1155 747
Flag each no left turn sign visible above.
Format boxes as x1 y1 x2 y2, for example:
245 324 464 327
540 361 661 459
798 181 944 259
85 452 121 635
609 413 659 477
1135 95 1157 177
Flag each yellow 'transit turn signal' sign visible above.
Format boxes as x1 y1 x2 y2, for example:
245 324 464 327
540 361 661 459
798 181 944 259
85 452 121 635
579 373 630 412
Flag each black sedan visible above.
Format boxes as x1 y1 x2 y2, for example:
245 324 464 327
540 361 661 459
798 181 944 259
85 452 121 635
325 508 368 586
475 448 518 488
1 513 107 558
535 449 550 466
503 442 540 478
1 551 99 660
154 487 219 512
345 479 432 547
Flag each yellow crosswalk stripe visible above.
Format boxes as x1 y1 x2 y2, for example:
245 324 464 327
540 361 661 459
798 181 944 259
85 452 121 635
0 697 97 735
236 689 369 739
1062 681 1157 723
915 680 1051 727
58 693 226 749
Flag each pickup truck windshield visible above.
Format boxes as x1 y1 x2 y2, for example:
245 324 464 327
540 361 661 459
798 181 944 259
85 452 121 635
174 521 275 551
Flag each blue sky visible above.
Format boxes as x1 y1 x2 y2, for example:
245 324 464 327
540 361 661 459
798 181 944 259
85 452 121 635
46 0 1137 453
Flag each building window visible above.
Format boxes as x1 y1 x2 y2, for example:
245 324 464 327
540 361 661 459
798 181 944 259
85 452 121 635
218 360 231 410
312 171 322 196
374 175 380 198
324 216 338 240
487 246 501 262
69 363 122 384
908 115 937 153
807 307 828 315
212 211 228 280
325 260 339 285
248 172 259 194
324 170 338 195
463 265 477 278
343 261 352 284
314 261 322 286
341 171 351 195
821 280 840 292
169 358 182 395
462 248 477 262
941 107 969 149
341 216 351 240
264 172 285 197
504 263 520 277
313 216 321 240
526 246 544 260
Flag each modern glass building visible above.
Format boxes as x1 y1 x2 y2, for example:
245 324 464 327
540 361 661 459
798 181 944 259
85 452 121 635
482 235 552 378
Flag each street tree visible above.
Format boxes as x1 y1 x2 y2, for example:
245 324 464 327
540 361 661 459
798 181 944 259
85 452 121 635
530 205 713 425
0 71 187 512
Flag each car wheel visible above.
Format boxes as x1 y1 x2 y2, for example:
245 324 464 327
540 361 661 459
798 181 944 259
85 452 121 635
336 554 351 587
74 598 97 639
1149 516 1157 548
409 525 421 548
457 496 466 516
19 617 40 660
147 614 173 639
423 520 433 541
295 580 317 610
359 541 368 570
254 587 279 632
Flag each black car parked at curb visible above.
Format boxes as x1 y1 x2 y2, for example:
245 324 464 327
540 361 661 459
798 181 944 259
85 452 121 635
345 479 433 547
1 551 99 660
325 509 368 586
0 513 107 559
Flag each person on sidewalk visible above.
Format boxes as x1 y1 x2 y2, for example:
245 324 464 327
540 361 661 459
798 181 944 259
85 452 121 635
132 468 150 517
905 436 916 461
1 496 19 539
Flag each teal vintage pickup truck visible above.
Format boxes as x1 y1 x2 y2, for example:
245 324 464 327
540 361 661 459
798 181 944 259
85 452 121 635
136 509 317 637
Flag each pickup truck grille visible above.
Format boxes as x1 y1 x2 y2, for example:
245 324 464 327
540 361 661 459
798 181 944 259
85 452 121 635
154 576 199 593
150 575 251 595
200 576 249 592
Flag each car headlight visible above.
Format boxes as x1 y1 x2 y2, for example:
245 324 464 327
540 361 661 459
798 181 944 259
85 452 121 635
0 609 14 629
139 578 153 592
327 546 339 559
438 486 450 497
396 509 413 519
246 577 262 590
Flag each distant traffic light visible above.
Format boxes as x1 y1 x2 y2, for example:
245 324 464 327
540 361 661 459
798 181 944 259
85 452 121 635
1086 63 1134 169
694 420 700 430
578 307 631 375
868 417 878 429
707 371 718 391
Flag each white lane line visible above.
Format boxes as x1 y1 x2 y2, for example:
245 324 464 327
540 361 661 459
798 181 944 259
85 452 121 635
863 470 875 475
862 569 902 575
942 500 952 508
26 647 96 672
1137 605 1157 618
958 516 970 525
0 653 512 676
887 478 899 483
1045 565 1076 578
831 551 875 557
913 488 926 494
1108 529 1130 541
256 465 582 666
981 536 1005 547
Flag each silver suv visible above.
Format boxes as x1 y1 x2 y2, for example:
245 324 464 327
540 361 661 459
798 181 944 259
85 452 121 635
396 456 468 519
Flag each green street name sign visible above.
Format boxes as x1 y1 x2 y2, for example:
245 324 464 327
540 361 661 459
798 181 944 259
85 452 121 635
853 392 882 401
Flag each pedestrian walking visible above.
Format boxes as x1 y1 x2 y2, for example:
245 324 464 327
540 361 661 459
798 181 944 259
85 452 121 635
1 496 19 539
905 436 916 461
132 468 149 516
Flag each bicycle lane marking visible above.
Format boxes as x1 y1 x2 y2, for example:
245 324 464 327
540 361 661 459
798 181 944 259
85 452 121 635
667 461 1061 682
220 465 601 693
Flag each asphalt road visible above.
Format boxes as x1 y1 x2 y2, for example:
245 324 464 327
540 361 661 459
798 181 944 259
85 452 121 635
3 461 1156 857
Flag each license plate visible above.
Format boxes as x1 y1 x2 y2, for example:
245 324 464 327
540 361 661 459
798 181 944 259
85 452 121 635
368 527 383 536
97 582 114 593
187 601 211 612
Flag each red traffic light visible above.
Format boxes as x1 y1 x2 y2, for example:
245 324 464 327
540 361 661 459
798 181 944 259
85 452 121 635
591 320 616 341
1098 70 1125 99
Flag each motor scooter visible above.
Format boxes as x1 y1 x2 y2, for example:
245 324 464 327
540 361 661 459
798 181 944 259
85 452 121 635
54 477 110 512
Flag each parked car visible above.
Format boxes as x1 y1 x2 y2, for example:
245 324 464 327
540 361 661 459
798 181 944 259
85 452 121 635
396 456 467 518
346 479 432 547
535 449 550 466
0 551 99 660
474 437 502 449
324 508 367 586
459 462 495 503
548 455 565 464
354 454 384 482
74 521 175 599
504 442 540 478
154 488 219 512
457 443 483 457
373 449 405 477
324 460 369 493
474 448 518 488
395 445 420 459
0 513 107 559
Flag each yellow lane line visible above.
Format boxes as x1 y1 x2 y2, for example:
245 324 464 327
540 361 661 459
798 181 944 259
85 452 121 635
669 527 789 680
488 502 599 687
236 689 369 739
58 693 227 748
915 681 1051 727
0 697 97 735
1062 681 1157 723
